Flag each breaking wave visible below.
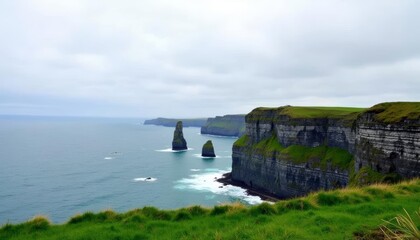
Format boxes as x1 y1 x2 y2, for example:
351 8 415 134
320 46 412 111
174 168 263 205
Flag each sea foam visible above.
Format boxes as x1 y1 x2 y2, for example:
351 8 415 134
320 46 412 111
192 154 231 159
174 169 263 205
133 177 157 182
155 148 194 153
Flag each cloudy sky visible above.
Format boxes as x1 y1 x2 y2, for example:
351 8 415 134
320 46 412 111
1 0 419 118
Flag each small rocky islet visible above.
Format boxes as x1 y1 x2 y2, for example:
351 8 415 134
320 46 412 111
170 121 217 157
201 140 216 157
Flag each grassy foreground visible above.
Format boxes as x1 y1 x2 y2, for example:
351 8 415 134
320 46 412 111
1 179 420 240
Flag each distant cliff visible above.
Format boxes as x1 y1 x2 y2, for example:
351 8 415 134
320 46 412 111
231 102 420 198
201 115 245 137
144 118 208 127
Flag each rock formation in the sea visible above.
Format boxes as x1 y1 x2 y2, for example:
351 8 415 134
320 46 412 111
201 115 245 137
172 121 188 150
202 140 216 157
231 102 420 199
144 118 208 127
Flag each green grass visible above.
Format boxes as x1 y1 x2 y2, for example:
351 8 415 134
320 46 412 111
363 102 420 123
350 166 402 187
233 135 250 148
248 102 420 124
380 207 420 239
248 106 366 123
254 135 284 154
235 134 354 171
2 179 420 240
281 106 366 119
280 145 354 170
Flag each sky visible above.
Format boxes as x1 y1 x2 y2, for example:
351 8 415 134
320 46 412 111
0 0 419 118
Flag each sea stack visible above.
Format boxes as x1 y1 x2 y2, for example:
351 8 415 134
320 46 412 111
201 140 216 157
172 121 188 150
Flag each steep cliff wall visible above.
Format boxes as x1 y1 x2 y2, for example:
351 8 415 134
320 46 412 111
232 135 351 198
232 103 420 198
354 102 420 179
201 114 245 137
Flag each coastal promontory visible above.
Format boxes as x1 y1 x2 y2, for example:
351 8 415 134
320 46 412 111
201 114 245 137
172 121 188 150
231 102 420 199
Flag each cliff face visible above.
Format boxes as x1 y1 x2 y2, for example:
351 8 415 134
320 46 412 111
232 143 349 198
201 115 245 137
354 103 420 179
232 103 420 198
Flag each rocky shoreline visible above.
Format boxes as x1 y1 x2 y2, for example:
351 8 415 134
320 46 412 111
217 172 281 202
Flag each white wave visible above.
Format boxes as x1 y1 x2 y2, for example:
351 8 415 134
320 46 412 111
155 148 194 152
197 133 239 139
192 154 231 159
190 169 201 172
133 177 157 182
174 169 263 205
104 157 114 160
193 154 217 159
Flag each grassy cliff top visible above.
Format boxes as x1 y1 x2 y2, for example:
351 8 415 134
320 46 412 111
281 106 365 119
2 179 419 239
248 106 365 122
363 102 420 123
248 102 420 123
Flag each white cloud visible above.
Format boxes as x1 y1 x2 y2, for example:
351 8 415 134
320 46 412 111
0 0 419 117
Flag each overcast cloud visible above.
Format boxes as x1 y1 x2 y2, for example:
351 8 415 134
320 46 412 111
1 0 419 118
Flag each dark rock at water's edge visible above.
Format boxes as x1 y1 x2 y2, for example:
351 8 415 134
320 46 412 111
172 121 188 150
217 173 281 202
231 102 420 199
201 114 245 137
144 118 208 127
202 140 216 157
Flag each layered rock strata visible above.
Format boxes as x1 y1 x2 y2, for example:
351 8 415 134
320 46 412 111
232 103 420 198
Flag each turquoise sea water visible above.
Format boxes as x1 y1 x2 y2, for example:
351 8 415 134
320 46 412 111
0 116 261 224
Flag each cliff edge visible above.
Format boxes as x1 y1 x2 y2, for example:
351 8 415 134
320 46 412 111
231 102 420 198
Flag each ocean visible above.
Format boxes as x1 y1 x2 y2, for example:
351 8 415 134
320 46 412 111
0 116 262 224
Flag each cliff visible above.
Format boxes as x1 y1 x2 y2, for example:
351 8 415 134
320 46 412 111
232 102 420 198
354 102 420 181
144 118 208 127
201 114 245 137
